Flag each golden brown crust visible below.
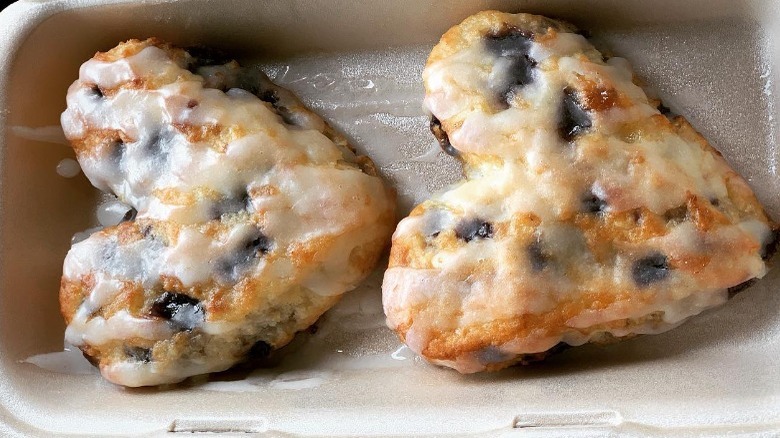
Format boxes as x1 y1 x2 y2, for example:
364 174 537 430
384 11 776 374
60 39 396 386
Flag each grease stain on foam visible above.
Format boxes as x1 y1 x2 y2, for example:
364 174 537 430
10 125 69 145
21 345 96 375
269 370 330 390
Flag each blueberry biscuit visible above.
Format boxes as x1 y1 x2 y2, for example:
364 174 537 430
382 11 777 373
60 39 395 386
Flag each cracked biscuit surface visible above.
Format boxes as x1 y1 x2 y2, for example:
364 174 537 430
60 38 395 386
382 11 777 373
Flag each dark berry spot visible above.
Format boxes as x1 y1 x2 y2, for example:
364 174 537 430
122 208 137 223
124 346 152 363
260 94 295 125
109 139 125 163
269 101 295 125
455 219 493 242
657 102 672 115
582 192 608 214
527 239 549 272
761 229 779 261
728 278 757 299
89 85 104 99
246 233 273 256
142 131 162 155
150 292 204 331
485 26 536 108
259 89 279 105
497 57 537 107
211 191 251 219
216 229 273 282
663 205 688 224
485 25 533 57
187 99 199 109
247 340 272 359
559 87 592 142
517 342 570 365
476 346 509 364
185 46 231 72
632 253 670 287
137 128 175 167
236 80 296 125
710 198 720 207
430 116 459 157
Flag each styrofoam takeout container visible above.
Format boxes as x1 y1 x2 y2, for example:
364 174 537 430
0 0 779 435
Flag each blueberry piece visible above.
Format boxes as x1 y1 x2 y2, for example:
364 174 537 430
247 340 272 359
124 346 152 363
485 26 537 107
559 87 592 142
709 198 720 207
455 219 493 242
89 84 104 99
233 77 296 125
429 116 459 157
211 191 251 219
259 89 279 105
141 130 163 156
657 102 672 115
527 239 548 272
216 229 273 282
484 26 533 57
140 224 153 238
137 128 175 168
109 139 125 163
244 232 273 256
517 342 570 365
761 229 779 261
727 278 757 299
632 253 670 287
150 292 204 331
187 99 199 109
476 346 509 364
185 46 231 72
495 57 537 107
582 192 608 214
265 97 296 125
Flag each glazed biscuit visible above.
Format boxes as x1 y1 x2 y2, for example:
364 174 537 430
60 39 395 386
383 11 777 373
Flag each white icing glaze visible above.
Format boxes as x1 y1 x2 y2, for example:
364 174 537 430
60 40 394 386
384 12 775 373
96 198 133 227
56 158 82 178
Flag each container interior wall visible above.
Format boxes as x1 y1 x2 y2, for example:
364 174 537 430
0 0 778 435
